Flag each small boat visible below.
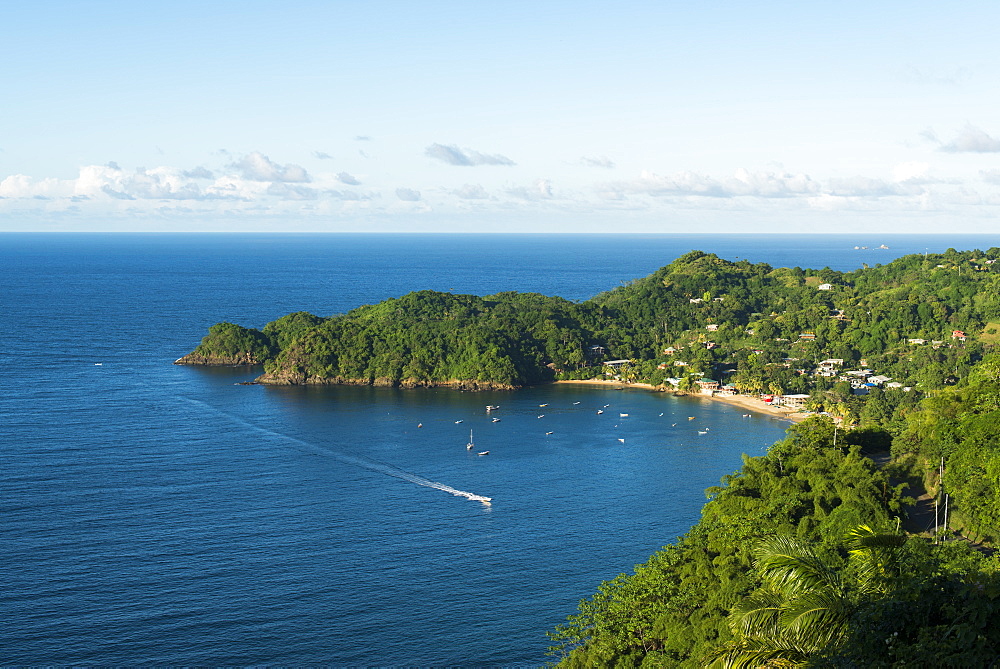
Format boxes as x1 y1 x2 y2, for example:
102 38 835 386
619 413 629 417
417 423 423 428
537 414 545 418
545 431 553 435
742 414 751 418
698 430 707 435
596 410 604 414
603 404 610 408
617 438 625 443
466 429 474 450
659 413 664 416
454 420 463 424
688 416 695 421
572 401 581 405
539 403 548 407
477 451 490 456
492 417 501 422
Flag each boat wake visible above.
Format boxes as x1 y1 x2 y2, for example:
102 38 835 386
181 398 492 505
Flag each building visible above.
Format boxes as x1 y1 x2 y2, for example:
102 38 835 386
781 394 810 410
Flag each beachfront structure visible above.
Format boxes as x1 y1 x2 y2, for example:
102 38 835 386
781 394 810 410
603 359 631 369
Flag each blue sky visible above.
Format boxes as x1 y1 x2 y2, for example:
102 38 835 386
3 1 1000 232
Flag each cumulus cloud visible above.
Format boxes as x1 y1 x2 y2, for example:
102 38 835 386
355 135 371 141
336 172 361 185
425 143 515 167
102 185 135 200
313 151 333 160
232 152 311 182
182 166 214 179
939 124 1000 153
0 174 65 198
453 183 490 199
579 156 615 169
395 188 421 201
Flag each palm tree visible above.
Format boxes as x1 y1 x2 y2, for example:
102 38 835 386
707 526 906 668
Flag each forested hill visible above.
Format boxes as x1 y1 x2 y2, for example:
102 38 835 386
178 246 1000 394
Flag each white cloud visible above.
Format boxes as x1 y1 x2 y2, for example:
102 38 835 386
395 188 421 201
232 152 311 182
0 174 66 198
313 151 333 160
425 143 515 167
182 166 215 179
939 124 1000 153
579 156 615 169
337 172 361 185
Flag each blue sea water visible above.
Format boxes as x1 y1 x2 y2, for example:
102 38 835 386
4 232 1000 666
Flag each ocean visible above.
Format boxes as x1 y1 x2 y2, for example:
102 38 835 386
4 232 999 665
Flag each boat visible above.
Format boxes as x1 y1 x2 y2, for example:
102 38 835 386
596 410 604 414
545 431 554 435
477 451 489 456
539 403 548 407
418 423 423 428
688 416 695 420
466 429 474 450
537 414 545 418
617 438 625 443
573 401 581 405
698 430 707 435
619 413 629 417
454 420 463 424
491 417 501 422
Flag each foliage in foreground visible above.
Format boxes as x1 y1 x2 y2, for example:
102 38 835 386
548 417 1000 667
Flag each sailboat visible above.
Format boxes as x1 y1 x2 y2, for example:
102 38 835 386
466 429 474 450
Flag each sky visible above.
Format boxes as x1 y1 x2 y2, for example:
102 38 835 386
3 1 1000 233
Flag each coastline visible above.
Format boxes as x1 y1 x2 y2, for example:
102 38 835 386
554 379 809 423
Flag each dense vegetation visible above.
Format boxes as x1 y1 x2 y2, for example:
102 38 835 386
180 248 1000 663
548 417 1000 666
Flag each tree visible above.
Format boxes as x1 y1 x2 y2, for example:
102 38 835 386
708 527 906 668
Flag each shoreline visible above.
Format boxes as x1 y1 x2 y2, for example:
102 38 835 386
553 379 809 423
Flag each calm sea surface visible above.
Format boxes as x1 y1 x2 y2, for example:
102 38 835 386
4 233 999 666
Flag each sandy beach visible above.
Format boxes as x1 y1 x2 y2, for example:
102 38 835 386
554 378 809 423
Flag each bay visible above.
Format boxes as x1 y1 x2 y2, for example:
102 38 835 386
4 232 999 665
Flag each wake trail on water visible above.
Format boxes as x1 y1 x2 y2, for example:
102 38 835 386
179 397 492 504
